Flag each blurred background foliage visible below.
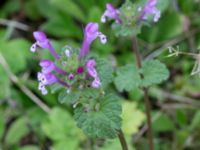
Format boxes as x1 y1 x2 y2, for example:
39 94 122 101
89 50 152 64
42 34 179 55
0 0 200 150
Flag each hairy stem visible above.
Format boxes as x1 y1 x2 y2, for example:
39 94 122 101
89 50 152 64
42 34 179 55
132 37 154 150
118 129 128 150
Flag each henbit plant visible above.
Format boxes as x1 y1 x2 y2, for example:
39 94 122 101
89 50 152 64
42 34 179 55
101 0 169 150
30 0 169 150
30 23 125 148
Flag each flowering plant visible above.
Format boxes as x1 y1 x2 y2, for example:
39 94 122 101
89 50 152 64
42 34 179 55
30 0 169 149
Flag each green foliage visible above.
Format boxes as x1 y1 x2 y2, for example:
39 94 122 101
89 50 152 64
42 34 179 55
122 101 145 135
112 0 142 37
0 0 199 149
141 60 169 87
96 58 113 88
52 140 82 150
0 39 31 73
114 60 169 91
88 7 102 22
190 111 200 130
0 113 5 139
112 23 141 37
140 12 184 42
24 0 41 20
42 107 83 141
42 107 83 150
0 67 10 99
0 0 20 18
50 0 86 22
152 113 175 132
42 13 82 38
114 64 140 92
157 0 170 12
5 117 29 145
176 109 187 127
74 94 122 138
20 146 39 150
58 90 81 104
58 88 99 105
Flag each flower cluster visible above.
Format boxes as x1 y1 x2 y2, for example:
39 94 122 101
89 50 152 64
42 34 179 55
138 0 161 22
30 23 106 95
31 1 162 95
101 0 161 24
101 3 121 24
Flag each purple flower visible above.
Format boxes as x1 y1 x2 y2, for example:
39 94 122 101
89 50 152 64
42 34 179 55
77 66 84 74
79 23 107 59
86 59 101 88
39 60 66 75
68 73 74 80
101 3 121 24
37 72 69 95
30 31 60 60
37 72 59 95
139 0 161 22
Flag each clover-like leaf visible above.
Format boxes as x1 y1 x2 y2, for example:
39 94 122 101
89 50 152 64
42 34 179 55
141 60 169 87
114 64 141 92
74 94 122 139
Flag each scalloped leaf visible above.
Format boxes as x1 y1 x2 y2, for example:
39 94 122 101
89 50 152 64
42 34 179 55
58 88 99 104
58 90 81 104
141 60 169 87
122 101 145 135
114 64 141 92
74 94 122 139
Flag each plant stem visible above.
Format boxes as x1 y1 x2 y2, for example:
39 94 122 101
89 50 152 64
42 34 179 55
143 87 154 150
132 37 154 150
118 129 128 150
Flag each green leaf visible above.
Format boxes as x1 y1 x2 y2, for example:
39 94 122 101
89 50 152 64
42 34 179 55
0 67 10 99
176 109 187 127
190 111 200 130
0 113 5 139
74 94 122 138
122 101 145 135
88 7 102 22
52 140 81 150
58 90 81 104
157 0 170 12
114 64 140 92
19 146 39 150
50 84 63 94
152 113 175 132
1 0 20 17
58 87 100 105
99 135 136 150
5 117 29 145
42 107 83 141
140 12 184 42
112 23 142 37
42 13 81 38
96 58 113 88
0 39 31 73
24 0 41 20
50 0 85 22
141 60 169 87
